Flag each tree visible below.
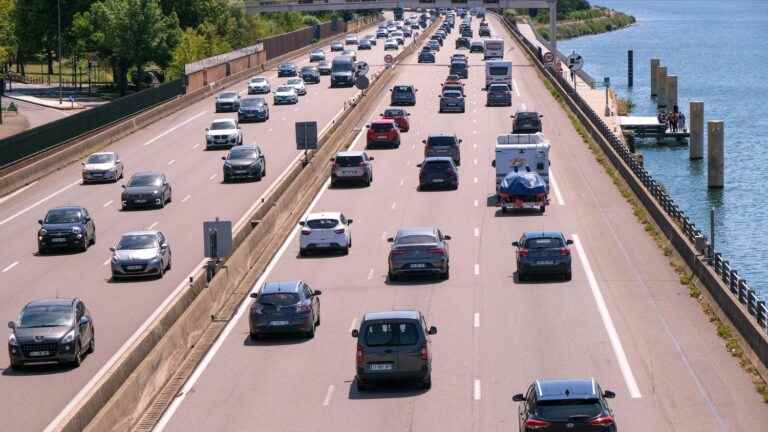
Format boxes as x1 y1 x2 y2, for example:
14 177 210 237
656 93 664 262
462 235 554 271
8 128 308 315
167 23 231 79
0 0 16 67
74 0 180 95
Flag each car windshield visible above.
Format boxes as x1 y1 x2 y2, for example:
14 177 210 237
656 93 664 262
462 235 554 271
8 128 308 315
364 322 420 346
371 123 394 132
525 237 564 249
384 109 404 117
516 117 540 129
250 77 266 83
535 399 603 421
301 67 316 73
287 79 302 85
228 148 258 159
427 136 457 147
333 61 353 72
219 92 237 99
210 121 235 130
306 218 340 229
258 292 299 306
312 50 323 55
423 160 454 172
44 208 82 224
396 234 436 245
276 86 293 93
86 154 114 164
279 64 293 69
241 98 264 107
117 234 158 250
128 175 162 187
18 305 73 328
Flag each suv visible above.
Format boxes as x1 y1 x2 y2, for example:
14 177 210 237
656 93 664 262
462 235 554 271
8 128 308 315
479 26 491 37
439 89 465 113
387 227 451 280
222 145 266 182
309 50 325 62
37 206 96 253
214 91 240 112
390 84 417 105
512 232 573 281
351 310 437 390
423 133 461 164
366 119 401 148
81 151 123 183
418 50 436 63
486 83 512 106
449 60 468 79
300 65 320 84
455 37 470 49
418 157 459 190
330 151 374 186
249 281 322 339
513 378 617 431
512 111 544 134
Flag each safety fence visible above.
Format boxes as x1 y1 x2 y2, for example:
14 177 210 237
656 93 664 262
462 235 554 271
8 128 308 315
499 14 768 348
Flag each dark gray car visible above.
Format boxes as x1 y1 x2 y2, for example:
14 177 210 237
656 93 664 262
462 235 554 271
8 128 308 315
249 281 321 339
418 157 459 190
423 133 461 164
390 84 417 105
439 89 466 113
222 145 266 182
8 298 95 369
486 83 512 107
300 65 321 84
37 206 96 253
110 230 172 279
351 310 437 390
513 231 573 281
387 227 451 280
121 171 172 209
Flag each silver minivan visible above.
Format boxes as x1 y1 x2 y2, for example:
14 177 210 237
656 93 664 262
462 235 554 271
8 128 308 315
423 133 461 165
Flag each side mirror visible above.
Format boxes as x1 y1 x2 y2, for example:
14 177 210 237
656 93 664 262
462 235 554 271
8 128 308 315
249 292 258 298
512 241 520 247
365 125 370 128
298 221 305 226
443 235 452 240
603 390 616 399
38 219 43 225
539 114 544 118
314 290 323 296
84 216 91 222
7 321 15 329
369 156 374 161
121 185 126 189
351 329 359 338
79 316 90 325
205 128 209 131
222 156 226 160
566 239 574 245
421 139 426 144
160 243 168 249
330 158 335 162
387 237 394 242
459 139 463 143
109 247 116 252
510 115 516 118
81 162 85 166
512 393 525 402
347 219 354 224
491 160 496 168
416 163 422 168
428 326 437 335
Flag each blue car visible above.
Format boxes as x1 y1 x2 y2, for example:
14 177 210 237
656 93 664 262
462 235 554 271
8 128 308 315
277 63 296 77
512 232 573 281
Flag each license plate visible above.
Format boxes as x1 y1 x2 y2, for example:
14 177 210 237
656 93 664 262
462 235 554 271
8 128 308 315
91 173 103 177
315 243 331 248
270 321 289 326
537 260 554 265
410 263 427 269
51 238 67 243
377 135 388 139
134 199 147 203
369 363 393 371
341 170 357 175
29 351 50 357
432 179 444 183
127 265 143 270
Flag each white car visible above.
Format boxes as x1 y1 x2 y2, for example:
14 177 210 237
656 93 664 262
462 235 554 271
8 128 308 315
345 35 358 45
384 38 398 51
309 50 326 62
299 212 353 256
205 118 243 150
286 78 307 96
273 85 298 105
247 76 270 94
82 151 124 183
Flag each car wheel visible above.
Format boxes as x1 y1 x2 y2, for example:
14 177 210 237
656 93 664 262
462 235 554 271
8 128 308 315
540 205 546 214
223 174 230 183
87 332 95 354
159 196 165 209
342 245 350 255
388 271 398 282
366 175 372 186
441 264 450 280
306 322 316 339
158 264 165 279
518 272 527 282
299 248 307 257
501 206 507 214
80 238 88 252
255 169 263 181
70 342 83 368
564 270 572 281
250 332 260 341
422 374 432 390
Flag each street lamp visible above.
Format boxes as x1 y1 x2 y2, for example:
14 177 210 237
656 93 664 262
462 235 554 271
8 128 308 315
58 0 63 105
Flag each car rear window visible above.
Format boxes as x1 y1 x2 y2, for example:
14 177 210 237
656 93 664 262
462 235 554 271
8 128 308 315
335 156 363 167
442 90 462 98
306 218 339 229
393 86 412 93
86 154 114 164
258 292 299 306
363 322 420 346
423 160 454 172
128 175 162 187
525 237 564 249
535 399 603 421
427 136 457 147
396 234 437 245
371 123 394 132
489 84 509 92
384 109 404 117
489 66 509 76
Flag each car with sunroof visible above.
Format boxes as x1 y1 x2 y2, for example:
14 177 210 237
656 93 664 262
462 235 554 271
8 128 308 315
37 206 96 254
121 171 172 209
222 145 266 182
513 232 573 281
110 230 172 279
249 281 321 339
387 227 451 280
81 151 123 183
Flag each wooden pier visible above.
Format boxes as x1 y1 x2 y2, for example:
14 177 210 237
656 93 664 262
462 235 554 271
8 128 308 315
618 116 689 145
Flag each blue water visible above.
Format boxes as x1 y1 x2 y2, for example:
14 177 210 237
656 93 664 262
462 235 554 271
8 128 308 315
559 0 768 297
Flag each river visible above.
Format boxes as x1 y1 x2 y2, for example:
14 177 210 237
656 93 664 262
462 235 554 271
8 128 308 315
558 0 768 297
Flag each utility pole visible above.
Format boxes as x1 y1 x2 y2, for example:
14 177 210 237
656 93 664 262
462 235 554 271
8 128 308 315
58 0 63 105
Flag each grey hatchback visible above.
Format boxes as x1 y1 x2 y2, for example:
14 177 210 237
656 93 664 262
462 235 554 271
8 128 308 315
423 133 461 164
513 231 573 281
387 227 451 280
352 310 437 390
249 281 321 339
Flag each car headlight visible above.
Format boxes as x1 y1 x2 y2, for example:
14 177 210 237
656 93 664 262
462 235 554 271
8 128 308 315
153 190 160 195
224 161 232 168
111 255 118 263
40 228 48 235
61 330 75 344
72 226 81 234
9 333 18 346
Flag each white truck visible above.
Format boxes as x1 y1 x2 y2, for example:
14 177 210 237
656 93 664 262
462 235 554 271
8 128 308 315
485 60 512 89
483 38 504 60
492 133 550 191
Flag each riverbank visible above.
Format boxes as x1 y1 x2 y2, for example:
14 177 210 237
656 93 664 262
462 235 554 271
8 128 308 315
506 6 635 42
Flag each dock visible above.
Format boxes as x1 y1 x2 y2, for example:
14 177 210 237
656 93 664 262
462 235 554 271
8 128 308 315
618 116 689 145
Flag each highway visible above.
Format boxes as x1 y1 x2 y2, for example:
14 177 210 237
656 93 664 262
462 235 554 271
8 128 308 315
0 17 402 432
152 13 768 432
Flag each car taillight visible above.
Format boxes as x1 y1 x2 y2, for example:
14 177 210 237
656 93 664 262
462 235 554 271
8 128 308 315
391 250 407 256
428 247 445 255
589 415 614 426
296 302 312 313
518 249 529 257
301 229 312 235
523 418 550 429
559 247 570 256
334 228 346 234
356 344 364 365
420 344 428 360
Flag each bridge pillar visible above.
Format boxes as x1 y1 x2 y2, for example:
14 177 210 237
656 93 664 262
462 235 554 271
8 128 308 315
656 66 667 110
650 58 660 96
665 75 678 112
549 1 557 54
690 101 704 159
708 120 724 188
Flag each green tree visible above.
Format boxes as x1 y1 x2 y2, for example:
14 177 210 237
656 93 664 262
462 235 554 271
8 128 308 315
0 0 16 67
167 23 231 79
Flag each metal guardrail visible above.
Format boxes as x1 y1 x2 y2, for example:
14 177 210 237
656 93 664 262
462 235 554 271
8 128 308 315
501 16 768 334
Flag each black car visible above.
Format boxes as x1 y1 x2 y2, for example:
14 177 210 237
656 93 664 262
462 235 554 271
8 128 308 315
513 379 617 431
37 206 96 253
277 63 296 77
430 34 443 46
248 281 321 339
317 61 332 75
222 145 266 182
513 232 573 281
455 37 471 49
479 26 491 37
8 298 95 369
417 157 459 190
486 83 512 107
300 65 321 84
390 84 417 106
449 60 468 79
512 111 544 134
238 97 269 122
418 50 436 63
121 171 172 210
461 28 473 38
469 41 484 53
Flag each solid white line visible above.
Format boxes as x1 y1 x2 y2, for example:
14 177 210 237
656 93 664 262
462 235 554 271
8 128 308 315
512 79 520 97
474 264 480 275
0 179 81 227
2 261 19 273
0 181 38 205
367 268 374 280
474 227 479 237
348 318 358 334
143 111 206 147
322 385 335 407
102 258 111 267
549 171 565 206
209 174 217 181
168 160 176 166
474 379 481 400
473 313 480 328
182 194 191 203
103 200 114 208
147 222 158 230
572 234 642 399
474 199 478 207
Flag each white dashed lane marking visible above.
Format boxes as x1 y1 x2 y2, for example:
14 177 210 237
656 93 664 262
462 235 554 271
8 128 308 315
2 261 19 273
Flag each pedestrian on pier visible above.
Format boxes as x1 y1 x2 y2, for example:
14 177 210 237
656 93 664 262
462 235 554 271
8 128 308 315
678 112 686 132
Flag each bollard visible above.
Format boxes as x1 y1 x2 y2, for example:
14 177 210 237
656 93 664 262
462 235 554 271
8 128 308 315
690 101 704 159
708 121 724 188
627 50 633 87
650 59 660 96
665 75 678 113
657 66 667 109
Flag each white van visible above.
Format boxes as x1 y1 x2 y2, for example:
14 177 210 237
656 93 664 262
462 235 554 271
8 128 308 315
492 133 550 191
485 60 512 89
483 38 504 60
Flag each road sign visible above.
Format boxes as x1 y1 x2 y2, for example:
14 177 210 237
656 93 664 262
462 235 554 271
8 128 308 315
355 76 370 90
567 51 584 72
384 54 394 64
203 220 233 259
296 121 318 150
542 52 554 64
356 61 369 77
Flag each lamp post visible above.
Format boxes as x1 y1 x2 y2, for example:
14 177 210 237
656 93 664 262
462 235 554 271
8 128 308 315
58 0 63 105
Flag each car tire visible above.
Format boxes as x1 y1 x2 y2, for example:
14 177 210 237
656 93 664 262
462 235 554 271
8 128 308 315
539 205 546 214
9 358 23 370
342 245 350 255
87 332 95 354
388 271 398 282
564 270 572 281
80 239 88 252
441 264 450 280
90 231 96 245
518 272 527 282
299 248 307 257
306 322 316 339
158 264 165 279
250 332 260 341
223 174 231 183
159 196 165 209
69 342 83 368
501 206 507 214
422 374 432 390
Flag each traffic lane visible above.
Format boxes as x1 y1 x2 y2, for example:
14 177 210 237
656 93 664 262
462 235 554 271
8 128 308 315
0 37 405 432
492 13 768 429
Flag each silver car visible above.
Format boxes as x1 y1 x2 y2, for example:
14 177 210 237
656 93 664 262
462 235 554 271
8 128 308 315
387 227 451 281
82 151 124 183
110 230 172 279
215 91 240 112
330 151 374 187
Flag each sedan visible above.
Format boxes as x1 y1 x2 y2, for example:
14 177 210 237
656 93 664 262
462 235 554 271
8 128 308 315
247 76 270 94
512 232 573 281
299 212 353 255
121 171 172 210
273 85 298 105
469 41 484 53
345 35 358 45
8 298 94 369
387 227 451 280
486 83 512 107
376 29 388 38
277 63 296 77
384 39 399 50
286 78 307 95
215 91 240 112
222 145 266 182
81 151 123 183
358 38 372 50
238 97 269 122
37 206 96 254
426 40 440 51
309 49 325 62
249 281 321 339
418 50 435 63
110 230 172 279
300 65 321 84
317 61 332 75
331 41 344 51
205 118 243 149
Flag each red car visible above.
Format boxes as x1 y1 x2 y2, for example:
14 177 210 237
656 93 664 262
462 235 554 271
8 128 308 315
381 107 410 132
366 118 401 148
